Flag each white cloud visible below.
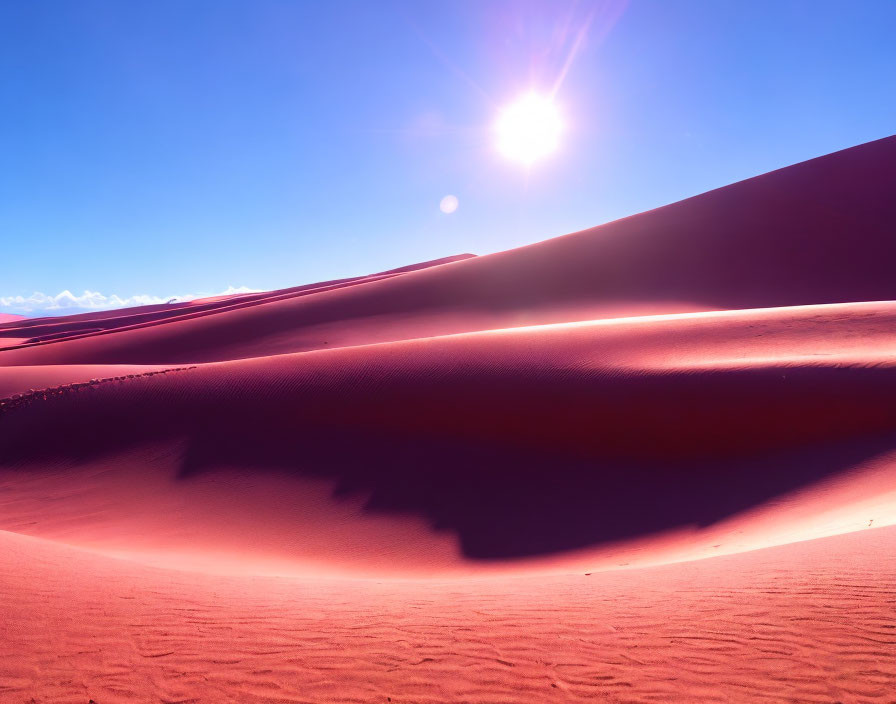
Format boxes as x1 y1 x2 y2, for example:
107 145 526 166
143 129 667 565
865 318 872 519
0 286 262 315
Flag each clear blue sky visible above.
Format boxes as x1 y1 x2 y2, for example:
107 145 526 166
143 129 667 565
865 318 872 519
2 0 894 312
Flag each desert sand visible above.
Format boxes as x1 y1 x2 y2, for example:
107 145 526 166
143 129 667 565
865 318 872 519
2 135 896 702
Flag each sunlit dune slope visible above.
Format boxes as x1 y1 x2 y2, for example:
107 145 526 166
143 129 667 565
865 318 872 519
3 300 896 576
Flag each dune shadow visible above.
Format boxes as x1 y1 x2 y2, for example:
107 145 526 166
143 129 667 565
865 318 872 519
174 422 895 560
2 386 895 561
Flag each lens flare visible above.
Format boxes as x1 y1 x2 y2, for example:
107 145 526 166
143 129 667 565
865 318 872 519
439 194 459 214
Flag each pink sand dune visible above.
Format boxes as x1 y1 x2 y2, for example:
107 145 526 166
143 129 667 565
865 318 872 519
2 136 896 701
1 137 894 367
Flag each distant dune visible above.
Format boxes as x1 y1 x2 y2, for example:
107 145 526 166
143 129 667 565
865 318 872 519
2 136 895 701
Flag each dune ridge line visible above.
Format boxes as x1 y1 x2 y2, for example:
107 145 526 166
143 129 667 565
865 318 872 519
0 365 197 414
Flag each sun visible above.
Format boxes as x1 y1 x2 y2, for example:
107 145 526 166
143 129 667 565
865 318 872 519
494 93 564 166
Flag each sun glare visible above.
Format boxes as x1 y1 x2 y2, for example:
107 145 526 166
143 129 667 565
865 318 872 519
494 93 564 166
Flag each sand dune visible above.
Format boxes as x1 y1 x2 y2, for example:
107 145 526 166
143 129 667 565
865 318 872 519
4 300 896 577
0 254 475 355
3 137 895 366
2 136 896 701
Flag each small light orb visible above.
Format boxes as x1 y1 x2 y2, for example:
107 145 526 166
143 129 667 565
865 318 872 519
494 92 564 166
440 194 459 214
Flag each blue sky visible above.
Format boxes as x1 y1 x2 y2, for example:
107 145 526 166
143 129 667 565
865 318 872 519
2 0 894 314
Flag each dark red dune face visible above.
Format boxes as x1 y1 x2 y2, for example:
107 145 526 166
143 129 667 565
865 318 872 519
2 136 896 702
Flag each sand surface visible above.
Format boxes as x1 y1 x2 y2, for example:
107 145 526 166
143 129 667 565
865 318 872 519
2 136 896 701
2 525 895 704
